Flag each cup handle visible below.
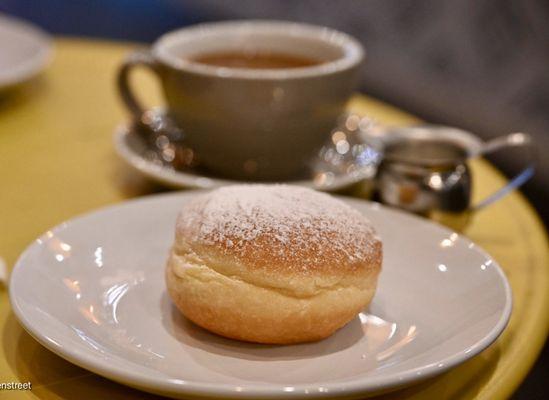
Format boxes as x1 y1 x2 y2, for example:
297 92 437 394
473 132 535 210
117 50 160 119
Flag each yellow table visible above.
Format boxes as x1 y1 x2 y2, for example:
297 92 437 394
1 38 548 400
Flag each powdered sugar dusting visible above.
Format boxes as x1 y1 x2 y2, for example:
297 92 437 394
176 185 380 272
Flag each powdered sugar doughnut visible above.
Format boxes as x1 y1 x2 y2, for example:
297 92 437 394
166 184 382 344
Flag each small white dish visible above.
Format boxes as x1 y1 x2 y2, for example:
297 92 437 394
113 108 381 192
114 123 261 190
0 13 53 90
10 192 512 399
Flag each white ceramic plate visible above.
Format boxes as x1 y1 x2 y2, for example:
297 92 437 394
0 13 53 90
10 192 512 399
113 122 377 192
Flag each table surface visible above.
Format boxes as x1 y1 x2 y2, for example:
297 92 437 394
0 38 548 400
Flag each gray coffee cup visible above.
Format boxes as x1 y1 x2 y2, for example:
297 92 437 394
118 21 364 180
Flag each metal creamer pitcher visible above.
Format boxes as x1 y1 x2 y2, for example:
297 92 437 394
376 126 534 215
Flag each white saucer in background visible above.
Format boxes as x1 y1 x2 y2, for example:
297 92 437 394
113 116 380 192
0 13 53 90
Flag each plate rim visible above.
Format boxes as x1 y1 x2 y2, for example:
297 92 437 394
9 191 513 399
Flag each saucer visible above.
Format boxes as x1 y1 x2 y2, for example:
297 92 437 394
113 111 381 192
10 192 512 399
0 13 53 90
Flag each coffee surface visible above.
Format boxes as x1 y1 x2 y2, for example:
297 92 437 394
189 51 321 69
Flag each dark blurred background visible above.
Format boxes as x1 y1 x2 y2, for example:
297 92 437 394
2 0 548 225
0 0 547 398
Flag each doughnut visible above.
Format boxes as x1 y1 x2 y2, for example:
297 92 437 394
166 184 382 344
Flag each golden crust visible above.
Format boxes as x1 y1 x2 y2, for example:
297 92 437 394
171 234 381 298
165 185 383 344
174 185 382 277
166 249 380 344
176 223 382 276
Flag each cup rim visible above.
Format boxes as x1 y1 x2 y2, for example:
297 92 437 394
153 20 365 80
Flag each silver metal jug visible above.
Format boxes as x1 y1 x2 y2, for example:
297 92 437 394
375 126 534 215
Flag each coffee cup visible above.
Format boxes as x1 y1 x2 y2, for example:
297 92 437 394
117 21 364 180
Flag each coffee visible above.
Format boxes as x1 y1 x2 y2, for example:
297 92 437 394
189 51 321 69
